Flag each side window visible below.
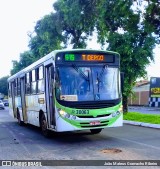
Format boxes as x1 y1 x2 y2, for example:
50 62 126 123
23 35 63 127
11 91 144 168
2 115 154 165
14 79 18 96
17 78 21 96
31 69 37 94
25 72 31 95
37 66 44 93
8 83 11 97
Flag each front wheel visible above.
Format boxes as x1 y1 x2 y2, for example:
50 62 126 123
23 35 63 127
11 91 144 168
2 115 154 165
40 114 51 138
90 129 102 134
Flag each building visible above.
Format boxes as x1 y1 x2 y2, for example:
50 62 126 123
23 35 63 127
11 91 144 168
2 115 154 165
148 77 160 107
128 80 150 106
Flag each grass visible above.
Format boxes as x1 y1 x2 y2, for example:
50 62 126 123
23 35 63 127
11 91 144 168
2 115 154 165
123 112 160 124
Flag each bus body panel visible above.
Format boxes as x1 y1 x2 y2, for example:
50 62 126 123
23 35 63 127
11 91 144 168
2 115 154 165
25 94 46 126
55 112 123 132
55 100 123 132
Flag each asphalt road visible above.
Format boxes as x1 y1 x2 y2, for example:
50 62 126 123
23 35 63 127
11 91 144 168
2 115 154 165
0 107 160 169
129 106 160 114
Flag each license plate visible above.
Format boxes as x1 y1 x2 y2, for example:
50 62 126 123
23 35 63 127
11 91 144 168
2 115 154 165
90 121 100 125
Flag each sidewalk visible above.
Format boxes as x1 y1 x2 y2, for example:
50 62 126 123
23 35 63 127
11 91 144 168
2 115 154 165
123 120 160 129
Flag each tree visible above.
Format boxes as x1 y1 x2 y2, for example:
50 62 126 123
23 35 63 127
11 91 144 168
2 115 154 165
11 13 63 75
53 0 97 48
10 0 157 112
52 0 156 112
11 51 34 75
0 76 9 96
142 0 160 43
94 0 156 112
29 13 63 58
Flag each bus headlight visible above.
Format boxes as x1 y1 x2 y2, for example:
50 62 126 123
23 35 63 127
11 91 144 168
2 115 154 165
71 115 76 120
59 110 70 118
112 112 117 117
58 109 76 120
112 111 121 117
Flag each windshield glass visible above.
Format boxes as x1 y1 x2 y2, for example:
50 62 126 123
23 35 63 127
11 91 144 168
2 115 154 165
55 65 120 101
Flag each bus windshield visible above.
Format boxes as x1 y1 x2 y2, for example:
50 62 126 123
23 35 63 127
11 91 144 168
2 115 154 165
55 65 120 101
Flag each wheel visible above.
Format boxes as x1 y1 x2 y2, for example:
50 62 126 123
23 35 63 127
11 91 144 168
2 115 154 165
90 129 102 134
40 114 51 138
17 111 23 126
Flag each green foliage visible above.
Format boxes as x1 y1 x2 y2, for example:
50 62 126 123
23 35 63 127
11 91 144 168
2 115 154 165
95 0 156 112
10 0 158 113
53 0 97 48
0 76 9 96
29 14 63 58
143 0 160 43
124 112 160 124
10 51 34 75
11 13 63 74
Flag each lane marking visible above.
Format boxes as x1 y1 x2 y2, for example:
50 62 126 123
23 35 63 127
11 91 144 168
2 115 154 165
117 137 160 151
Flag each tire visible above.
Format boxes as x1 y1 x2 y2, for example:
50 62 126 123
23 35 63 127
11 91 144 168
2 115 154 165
40 114 51 138
90 129 102 134
17 111 23 126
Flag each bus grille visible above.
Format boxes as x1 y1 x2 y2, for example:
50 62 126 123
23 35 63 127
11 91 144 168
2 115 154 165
74 103 115 109
76 113 111 118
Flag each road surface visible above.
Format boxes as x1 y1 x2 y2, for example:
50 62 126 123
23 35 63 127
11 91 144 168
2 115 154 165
0 107 159 169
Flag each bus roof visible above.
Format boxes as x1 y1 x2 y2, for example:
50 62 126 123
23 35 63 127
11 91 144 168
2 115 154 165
8 49 119 82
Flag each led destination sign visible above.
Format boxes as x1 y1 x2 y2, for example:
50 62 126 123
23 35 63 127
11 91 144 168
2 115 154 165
82 54 104 61
64 53 114 62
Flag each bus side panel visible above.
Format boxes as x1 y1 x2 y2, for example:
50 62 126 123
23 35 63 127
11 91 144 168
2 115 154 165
25 94 46 127
8 97 14 118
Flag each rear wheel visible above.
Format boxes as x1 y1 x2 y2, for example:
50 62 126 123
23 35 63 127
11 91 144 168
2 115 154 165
90 129 102 134
40 114 51 138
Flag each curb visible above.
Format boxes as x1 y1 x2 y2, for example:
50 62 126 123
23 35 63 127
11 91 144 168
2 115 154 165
123 120 160 129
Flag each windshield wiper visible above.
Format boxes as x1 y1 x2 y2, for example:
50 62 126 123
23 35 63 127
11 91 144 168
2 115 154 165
72 64 90 91
96 64 108 92
98 64 108 82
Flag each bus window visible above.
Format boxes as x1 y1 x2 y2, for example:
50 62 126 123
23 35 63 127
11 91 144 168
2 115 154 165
14 79 17 96
37 66 44 93
39 66 44 79
31 70 37 94
17 78 21 96
25 72 31 95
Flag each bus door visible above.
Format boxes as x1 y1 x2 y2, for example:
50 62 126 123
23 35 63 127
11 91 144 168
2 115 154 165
20 77 27 122
45 65 56 128
11 82 16 118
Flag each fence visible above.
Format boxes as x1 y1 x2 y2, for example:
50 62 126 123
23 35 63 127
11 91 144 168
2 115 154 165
128 91 149 106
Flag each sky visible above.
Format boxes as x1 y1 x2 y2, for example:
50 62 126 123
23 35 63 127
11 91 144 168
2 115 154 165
0 0 55 78
0 0 159 79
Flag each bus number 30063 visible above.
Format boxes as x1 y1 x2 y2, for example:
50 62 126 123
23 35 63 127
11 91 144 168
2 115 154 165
74 110 89 115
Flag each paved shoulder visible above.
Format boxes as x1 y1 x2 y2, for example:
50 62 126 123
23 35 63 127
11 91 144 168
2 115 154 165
124 120 160 129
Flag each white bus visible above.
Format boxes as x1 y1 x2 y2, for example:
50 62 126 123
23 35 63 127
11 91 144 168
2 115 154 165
8 49 123 137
